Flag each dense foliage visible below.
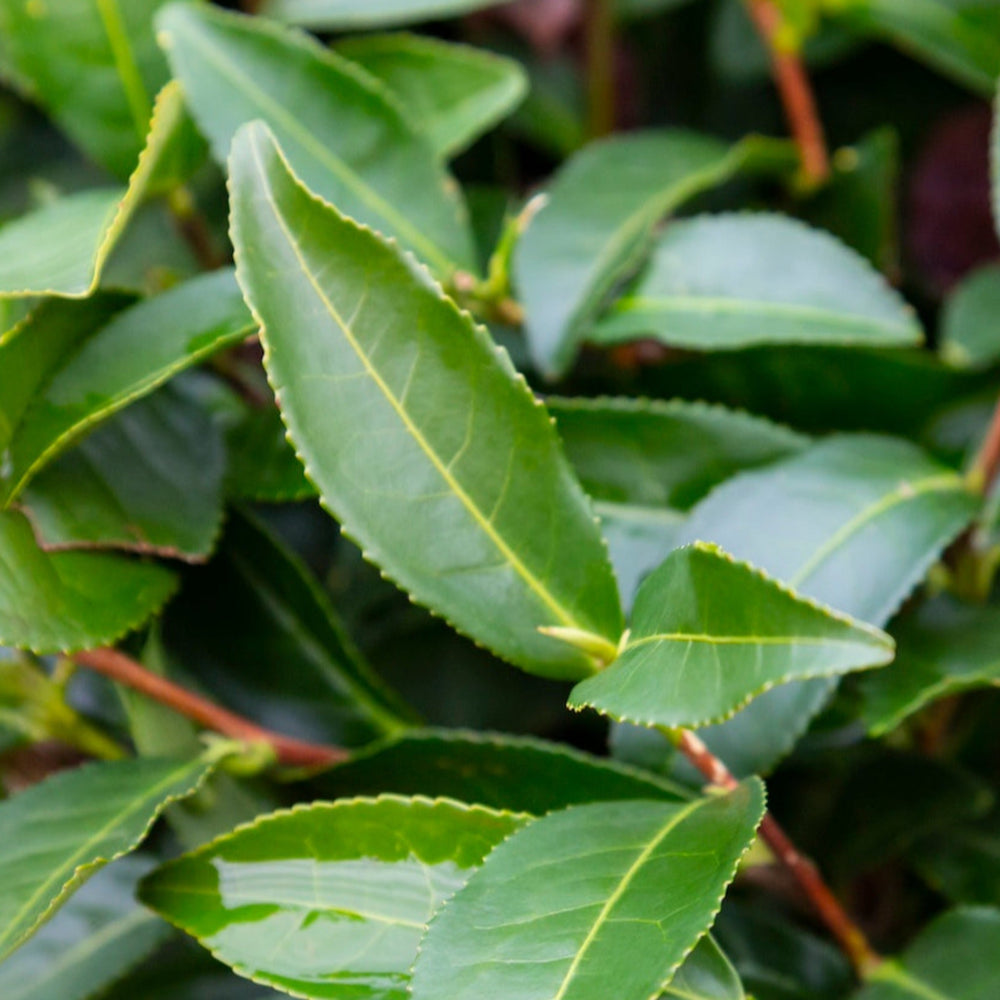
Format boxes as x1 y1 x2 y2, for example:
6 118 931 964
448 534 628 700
2 1 1000 998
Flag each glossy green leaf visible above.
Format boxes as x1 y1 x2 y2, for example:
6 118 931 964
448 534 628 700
17 387 225 561
664 935 745 1000
140 795 529 1000
551 397 807 511
855 907 1000 999
163 509 411 746
337 33 527 159
0 268 254 505
941 263 1000 370
316 728 687 812
411 781 765 1000
829 0 1000 96
670 435 979 773
571 542 894 729
0 754 215 961
593 214 921 351
0 856 170 1000
0 0 170 175
0 82 195 298
260 0 502 29
225 405 314 503
861 595 1000 736
157 3 474 276
230 123 623 679
0 508 176 654
513 131 795 378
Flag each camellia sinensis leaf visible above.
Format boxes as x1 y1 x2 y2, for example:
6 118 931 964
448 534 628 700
140 795 530 999
940 263 1000 370
259 0 503 29
229 122 623 679
411 781 765 1000
663 934 745 1000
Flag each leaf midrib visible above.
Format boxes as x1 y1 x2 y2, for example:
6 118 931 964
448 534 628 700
627 633 884 650
94 0 150 140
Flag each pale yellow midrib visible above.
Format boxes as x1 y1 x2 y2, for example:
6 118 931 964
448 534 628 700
94 0 150 140
247 137 581 632
628 633 882 650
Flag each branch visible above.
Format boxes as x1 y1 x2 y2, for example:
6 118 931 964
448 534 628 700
969 394 1000 496
743 0 829 184
675 728 881 977
75 648 347 769
167 186 227 272
584 0 616 138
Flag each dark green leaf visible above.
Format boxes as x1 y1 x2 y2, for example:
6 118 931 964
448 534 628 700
157 3 474 276
225 405 314 503
140 795 529 1000
910 809 1000 907
0 754 215 961
663 935 745 1000
593 213 920 351
941 263 1000 370
570 542 894 729
411 781 765 1000
260 0 502 29
336 33 527 159
230 123 623 678
514 131 795 378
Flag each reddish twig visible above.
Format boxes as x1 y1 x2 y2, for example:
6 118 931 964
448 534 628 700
675 728 881 977
75 648 347 769
743 0 829 184
969 395 1000 496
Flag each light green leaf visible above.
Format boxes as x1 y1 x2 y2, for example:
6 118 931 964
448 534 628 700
411 781 765 1000
670 435 979 773
337 33 527 159
0 856 170 1000
571 542 894 729
229 123 623 679
664 935 745 1000
0 82 196 298
513 131 796 378
941 263 1000 370
855 907 1000 999
140 795 530 1000
260 0 502 28
593 213 921 351
0 0 170 175
829 0 1000 96
17 387 225 561
0 754 216 961
316 728 688 812
0 508 176 654
157 2 474 276
861 594 1000 736
0 268 254 505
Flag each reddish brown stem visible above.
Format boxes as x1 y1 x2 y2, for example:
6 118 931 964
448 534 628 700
675 728 881 977
970 394 1000 495
584 0 615 138
75 648 347 769
743 0 829 184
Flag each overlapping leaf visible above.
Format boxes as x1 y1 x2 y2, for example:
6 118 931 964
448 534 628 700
941 263 1000 369
571 542 893 729
260 0 501 29
664 935 745 1000
157 2 474 276
411 781 765 1000
592 214 921 351
140 796 530 999
229 123 623 678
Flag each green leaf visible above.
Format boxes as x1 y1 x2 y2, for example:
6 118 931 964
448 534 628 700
941 263 1000 370
860 594 1000 736
551 397 807 511
669 435 979 773
0 269 254 505
664 935 745 1000
0 856 170 1000
512 131 796 378
157 2 474 276
0 82 196 298
411 781 765 1000
0 754 215 961
0 0 170 175
910 809 1000 907
229 123 623 679
829 0 1000 96
259 0 502 29
855 907 1000 999
0 508 176 654
163 509 411 746
225 405 314 503
593 213 921 351
140 795 530 999
16 386 225 561
570 542 894 729
336 33 527 159
315 728 688 812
